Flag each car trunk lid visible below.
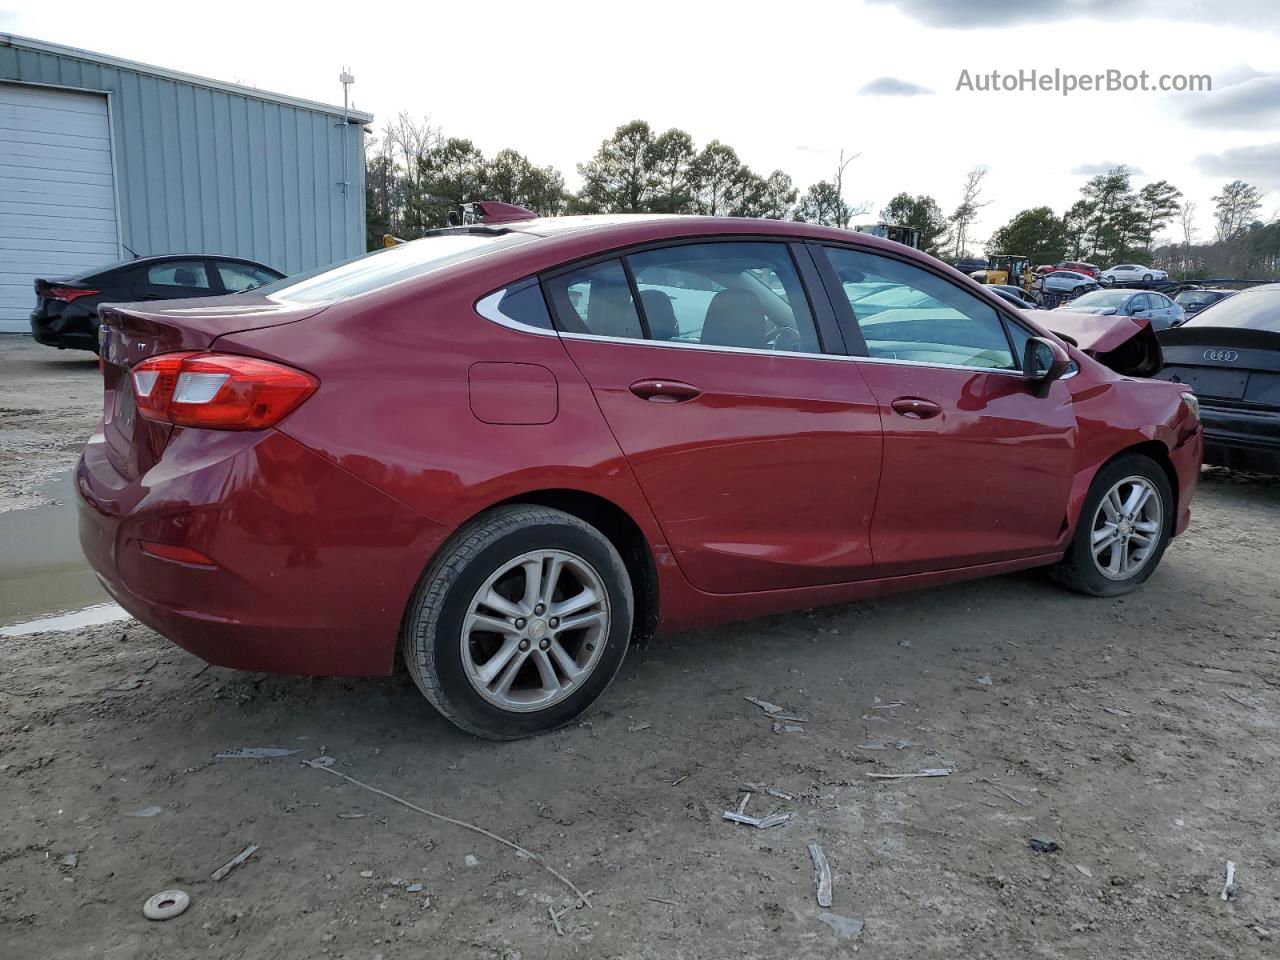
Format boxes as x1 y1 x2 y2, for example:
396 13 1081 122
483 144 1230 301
96 296 330 479
1156 325 1280 405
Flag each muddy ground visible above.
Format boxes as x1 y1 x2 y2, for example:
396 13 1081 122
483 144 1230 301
1 333 1278 959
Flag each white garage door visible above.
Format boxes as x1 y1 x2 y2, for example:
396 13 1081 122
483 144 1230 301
0 84 120 332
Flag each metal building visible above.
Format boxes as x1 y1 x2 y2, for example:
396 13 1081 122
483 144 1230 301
0 34 371 331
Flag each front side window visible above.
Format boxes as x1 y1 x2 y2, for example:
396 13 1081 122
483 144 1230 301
823 246 1017 369
542 259 645 340
147 260 210 289
627 242 820 352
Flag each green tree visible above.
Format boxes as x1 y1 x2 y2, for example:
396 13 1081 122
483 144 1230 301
482 149 566 215
1079 166 1136 263
646 128 697 213
691 140 746 215
986 207 1067 265
794 180 847 226
1212 180 1265 242
574 120 660 213
734 170 797 220
1063 199 1094 260
879 192 951 256
1135 180 1182 250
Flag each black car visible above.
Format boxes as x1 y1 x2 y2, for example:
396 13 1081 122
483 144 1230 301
1156 284 1280 474
1173 287 1237 317
953 257 988 275
30 254 285 352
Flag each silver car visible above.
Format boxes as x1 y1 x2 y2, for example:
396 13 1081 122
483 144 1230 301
1040 270 1099 296
1055 288 1185 330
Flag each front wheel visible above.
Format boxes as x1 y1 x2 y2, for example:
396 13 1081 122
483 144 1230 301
402 505 634 739
1143 273 1153 282
1051 454 1173 596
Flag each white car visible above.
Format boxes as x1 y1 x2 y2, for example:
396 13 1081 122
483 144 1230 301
1102 263 1168 284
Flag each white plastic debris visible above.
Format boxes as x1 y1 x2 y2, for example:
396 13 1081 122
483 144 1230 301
808 841 833 907
215 747 301 759
143 889 190 921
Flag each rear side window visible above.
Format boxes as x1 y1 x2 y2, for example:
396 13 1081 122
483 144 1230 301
823 246 1017 369
477 277 555 331
261 231 532 304
627 242 820 352
147 260 211 289
217 262 280 293
543 260 645 340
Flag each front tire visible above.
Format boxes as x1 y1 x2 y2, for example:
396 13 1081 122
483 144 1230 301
402 505 634 740
1051 455 1173 597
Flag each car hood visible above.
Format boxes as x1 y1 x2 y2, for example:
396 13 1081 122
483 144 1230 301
1047 311 1151 354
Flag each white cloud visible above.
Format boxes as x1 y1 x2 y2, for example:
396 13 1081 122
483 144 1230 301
1195 142 1280 189
858 76 934 96
868 0 1280 30
1071 162 1145 176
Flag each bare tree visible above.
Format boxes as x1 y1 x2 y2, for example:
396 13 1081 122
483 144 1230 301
950 167 990 260
1178 199 1198 279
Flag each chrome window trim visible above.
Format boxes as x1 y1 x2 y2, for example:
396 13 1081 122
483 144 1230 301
556 330 1027 376
474 286 558 337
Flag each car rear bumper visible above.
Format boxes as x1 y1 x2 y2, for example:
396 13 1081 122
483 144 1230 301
31 310 98 351
1201 403 1280 475
77 426 452 676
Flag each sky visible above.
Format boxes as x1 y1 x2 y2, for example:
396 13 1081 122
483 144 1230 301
3 0 1278 254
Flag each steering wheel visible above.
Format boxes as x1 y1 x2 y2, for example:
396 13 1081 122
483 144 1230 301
770 327 801 352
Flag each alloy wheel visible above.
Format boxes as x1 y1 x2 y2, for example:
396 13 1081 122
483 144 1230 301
1090 475 1163 580
460 549 610 712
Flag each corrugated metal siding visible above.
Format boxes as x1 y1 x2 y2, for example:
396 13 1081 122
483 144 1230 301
0 43 365 276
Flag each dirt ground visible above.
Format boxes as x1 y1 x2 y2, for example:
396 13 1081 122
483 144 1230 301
2 333 1279 959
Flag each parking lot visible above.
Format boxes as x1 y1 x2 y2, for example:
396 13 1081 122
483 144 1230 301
0 335 1275 958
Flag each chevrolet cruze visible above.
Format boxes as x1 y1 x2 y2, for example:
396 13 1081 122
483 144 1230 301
79 206 1203 738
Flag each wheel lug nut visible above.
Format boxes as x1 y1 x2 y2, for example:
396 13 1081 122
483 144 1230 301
538 639 549 650
518 639 530 651
534 603 546 615
515 618 525 629
549 617 559 628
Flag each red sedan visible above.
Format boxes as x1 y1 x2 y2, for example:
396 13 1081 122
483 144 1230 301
80 207 1202 738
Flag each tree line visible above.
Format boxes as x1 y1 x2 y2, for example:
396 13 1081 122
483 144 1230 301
986 167 1278 278
365 116 884 247
365 117 1279 278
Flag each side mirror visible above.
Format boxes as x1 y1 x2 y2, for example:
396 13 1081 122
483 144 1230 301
1023 336 1071 397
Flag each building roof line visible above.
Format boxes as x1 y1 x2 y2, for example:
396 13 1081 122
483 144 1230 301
1 33 374 123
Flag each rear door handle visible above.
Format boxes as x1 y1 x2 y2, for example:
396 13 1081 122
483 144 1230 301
629 379 701 403
890 397 942 419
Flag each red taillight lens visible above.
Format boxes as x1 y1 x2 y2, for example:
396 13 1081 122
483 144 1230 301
131 352 317 430
46 286 101 303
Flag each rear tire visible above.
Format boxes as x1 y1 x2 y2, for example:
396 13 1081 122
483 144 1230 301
1051 454 1173 597
402 505 634 740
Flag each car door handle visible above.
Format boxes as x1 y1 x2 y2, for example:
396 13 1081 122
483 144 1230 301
629 379 701 403
890 397 942 419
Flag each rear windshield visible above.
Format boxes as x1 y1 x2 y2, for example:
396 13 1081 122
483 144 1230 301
1183 289 1280 331
260 231 532 304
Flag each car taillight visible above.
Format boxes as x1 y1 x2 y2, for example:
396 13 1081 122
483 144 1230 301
45 286 101 302
131 352 317 430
